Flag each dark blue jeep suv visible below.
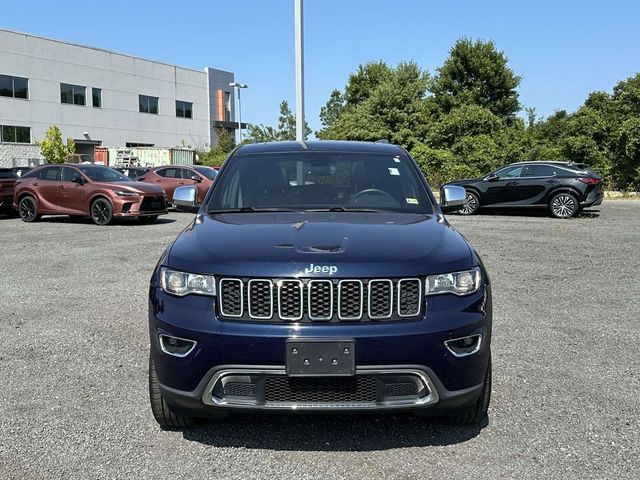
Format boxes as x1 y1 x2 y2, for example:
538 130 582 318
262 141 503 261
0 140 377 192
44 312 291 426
148 141 492 428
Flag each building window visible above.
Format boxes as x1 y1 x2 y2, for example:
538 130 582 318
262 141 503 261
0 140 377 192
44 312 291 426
60 83 86 105
0 74 29 99
92 88 102 108
1 125 31 143
139 95 158 114
224 91 231 121
175 100 193 119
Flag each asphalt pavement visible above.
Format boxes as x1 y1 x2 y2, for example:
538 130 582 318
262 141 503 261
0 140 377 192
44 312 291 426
0 201 638 479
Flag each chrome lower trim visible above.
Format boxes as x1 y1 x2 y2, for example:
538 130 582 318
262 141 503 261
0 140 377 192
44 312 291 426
444 334 483 357
158 334 197 358
201 367 440 410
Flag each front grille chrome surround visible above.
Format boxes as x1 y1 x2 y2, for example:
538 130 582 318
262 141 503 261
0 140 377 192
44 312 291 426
397 278 422 317
337 279 364 320
368 279 394 319
307 280 334 320
218 277 424 322
277 280 304 321
218 278 243 317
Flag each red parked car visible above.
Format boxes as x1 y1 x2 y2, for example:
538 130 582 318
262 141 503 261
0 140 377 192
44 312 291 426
0 168 18 216
137 165 217 204
13 164 168 225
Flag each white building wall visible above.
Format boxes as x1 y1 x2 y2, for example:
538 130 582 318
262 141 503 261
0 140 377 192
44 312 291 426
0 29 235 152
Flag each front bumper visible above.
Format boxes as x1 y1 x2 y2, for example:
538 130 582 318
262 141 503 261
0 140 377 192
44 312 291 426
149 282 492 415
112 194 168 217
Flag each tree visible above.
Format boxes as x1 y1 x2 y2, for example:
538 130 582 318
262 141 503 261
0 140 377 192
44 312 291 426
431 38 521 120
246 100 311 142
38 125 75 164
318 62 431 148
319 89 345 129
197 127 235 167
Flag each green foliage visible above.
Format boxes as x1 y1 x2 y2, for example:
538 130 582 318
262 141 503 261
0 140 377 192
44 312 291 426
247 100 311 142
197 127 235 167
318 61 430 149
315 39 639 190
431 38 521 120
38 125 75 164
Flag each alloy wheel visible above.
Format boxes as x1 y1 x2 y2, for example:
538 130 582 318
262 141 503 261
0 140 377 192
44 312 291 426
551 194 576 218
459 193 478 215
91 199 112 225
19 197 37 222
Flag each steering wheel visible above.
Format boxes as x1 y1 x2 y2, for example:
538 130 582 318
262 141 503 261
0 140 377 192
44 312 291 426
349 188 397 204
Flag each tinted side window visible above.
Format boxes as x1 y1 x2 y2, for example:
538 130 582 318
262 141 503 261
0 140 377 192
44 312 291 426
61 167 82 182
523 165 556 177
497 166 524 178
181 168 198 179
39 167 61 181
162 168 179 178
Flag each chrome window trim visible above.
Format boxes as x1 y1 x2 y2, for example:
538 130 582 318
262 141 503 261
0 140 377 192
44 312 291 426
367 279 393 319
247 279 273 319
219 278 244 318
337 279 364 320
277 279 304 321
307 279 334 320
397 278 422 318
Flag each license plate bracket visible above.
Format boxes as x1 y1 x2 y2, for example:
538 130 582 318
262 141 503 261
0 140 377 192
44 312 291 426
286 339 355 376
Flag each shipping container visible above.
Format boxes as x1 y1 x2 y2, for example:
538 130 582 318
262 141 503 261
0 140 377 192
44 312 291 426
170 148 195 166
94 147 109 165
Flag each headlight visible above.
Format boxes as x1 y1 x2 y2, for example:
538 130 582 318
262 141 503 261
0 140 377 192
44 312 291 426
112 189 140 196
426 268 481 296
160 268 216 297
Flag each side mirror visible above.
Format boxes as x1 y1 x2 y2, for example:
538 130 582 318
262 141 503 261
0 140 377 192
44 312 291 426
190 175 202 183
173 185 198 209
71 176 85 185
485 173 499 182
439 185 467 214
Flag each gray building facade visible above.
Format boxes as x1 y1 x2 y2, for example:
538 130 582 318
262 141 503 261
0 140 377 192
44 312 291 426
0 28 240 165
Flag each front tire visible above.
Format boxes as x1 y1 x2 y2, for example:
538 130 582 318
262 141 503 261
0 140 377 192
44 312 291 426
449 355 491 425
550 192 578 219
18 196 40 222
149 355 194 429
458 191 480 215
90 198 113 225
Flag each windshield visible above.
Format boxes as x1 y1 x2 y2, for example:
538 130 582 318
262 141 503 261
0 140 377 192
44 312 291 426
207 152 433 214
193 166 218 180
78 165 130 182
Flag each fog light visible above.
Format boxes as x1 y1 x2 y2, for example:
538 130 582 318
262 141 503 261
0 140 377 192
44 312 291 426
159 334 197 358
444 334 482 357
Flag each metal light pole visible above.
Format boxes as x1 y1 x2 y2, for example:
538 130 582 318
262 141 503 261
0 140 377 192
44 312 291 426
229 82 248 144
294 0 305 141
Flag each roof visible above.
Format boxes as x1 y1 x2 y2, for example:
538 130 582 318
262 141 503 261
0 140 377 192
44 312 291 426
510 161 584 166
236 140 405 155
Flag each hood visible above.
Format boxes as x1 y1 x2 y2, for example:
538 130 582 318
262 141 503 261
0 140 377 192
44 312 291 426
167 212 474 278
445 178 481 186
96 181 164 194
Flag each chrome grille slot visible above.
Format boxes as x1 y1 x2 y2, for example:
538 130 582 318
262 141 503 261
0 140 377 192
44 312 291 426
219 278 243 317
278 280 303 320
308 280 333 320
397 278 422 317
338 280 363 320
248 279 273 319
368 279 393 319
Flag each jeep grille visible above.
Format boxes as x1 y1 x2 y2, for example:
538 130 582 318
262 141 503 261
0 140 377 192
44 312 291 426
218 277 423 322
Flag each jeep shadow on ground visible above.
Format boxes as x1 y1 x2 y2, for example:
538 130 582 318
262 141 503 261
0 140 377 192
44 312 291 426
181 413 487 451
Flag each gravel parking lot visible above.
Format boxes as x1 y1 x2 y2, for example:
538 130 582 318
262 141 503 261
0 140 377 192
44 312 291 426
1 202 638 479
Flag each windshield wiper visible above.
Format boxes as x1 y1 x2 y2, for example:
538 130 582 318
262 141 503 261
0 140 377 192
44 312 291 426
309 206 392 213
208 207 301 214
